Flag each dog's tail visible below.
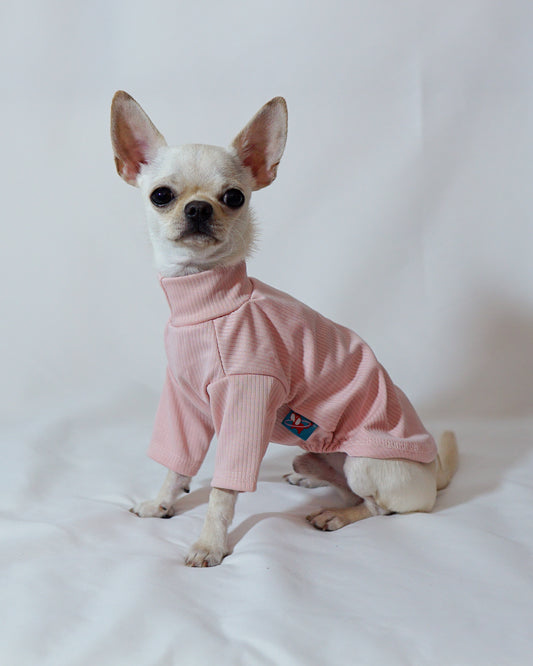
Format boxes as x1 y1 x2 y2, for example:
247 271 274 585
436 431 459 491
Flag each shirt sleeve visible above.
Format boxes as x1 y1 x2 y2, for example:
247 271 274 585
207 374 286 492
148 367 215 477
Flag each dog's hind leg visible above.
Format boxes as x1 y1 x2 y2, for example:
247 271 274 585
285 452 362 504
307 454 440 531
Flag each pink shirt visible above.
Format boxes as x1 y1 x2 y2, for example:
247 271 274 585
148 262 436 492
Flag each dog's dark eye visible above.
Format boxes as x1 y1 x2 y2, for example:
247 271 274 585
150 187 175 207
222 188 245 209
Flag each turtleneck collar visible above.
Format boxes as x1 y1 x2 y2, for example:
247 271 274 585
159 261 253 326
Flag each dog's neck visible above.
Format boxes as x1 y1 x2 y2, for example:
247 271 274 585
156 256 222 278
152 242 246 279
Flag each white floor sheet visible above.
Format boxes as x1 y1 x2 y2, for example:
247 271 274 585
2 403 532 665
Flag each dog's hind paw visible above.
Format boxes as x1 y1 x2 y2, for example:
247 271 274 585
306 509 348 531
130 499 177 518
283 472 329 489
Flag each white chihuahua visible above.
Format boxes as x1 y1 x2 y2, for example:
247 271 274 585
111 92 458 567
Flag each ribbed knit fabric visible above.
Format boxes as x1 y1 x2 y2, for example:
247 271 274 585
148 261 437 492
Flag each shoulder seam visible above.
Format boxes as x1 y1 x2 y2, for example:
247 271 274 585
211 320 227 377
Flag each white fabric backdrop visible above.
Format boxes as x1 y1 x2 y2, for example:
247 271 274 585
1 2 532 665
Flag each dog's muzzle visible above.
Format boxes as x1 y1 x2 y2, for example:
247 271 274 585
184 200 213 232
174 200 219 243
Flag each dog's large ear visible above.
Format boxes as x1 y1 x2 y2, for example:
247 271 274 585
232 97 288 190
111 91 167 186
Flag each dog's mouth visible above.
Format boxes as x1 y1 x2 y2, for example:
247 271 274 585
169 200 225 246
173 225 221 245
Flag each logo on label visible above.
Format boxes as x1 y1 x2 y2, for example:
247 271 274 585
282 410 318 441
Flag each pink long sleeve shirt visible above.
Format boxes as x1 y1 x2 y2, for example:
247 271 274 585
148 262 436 492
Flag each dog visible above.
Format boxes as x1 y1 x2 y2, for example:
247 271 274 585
111 92 458 567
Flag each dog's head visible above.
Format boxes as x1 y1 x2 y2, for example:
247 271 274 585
111 92 287 276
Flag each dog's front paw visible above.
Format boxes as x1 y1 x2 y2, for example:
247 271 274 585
130 499 177 518
185 542 227 568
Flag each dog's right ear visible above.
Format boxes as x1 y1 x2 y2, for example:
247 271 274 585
111 91 167 186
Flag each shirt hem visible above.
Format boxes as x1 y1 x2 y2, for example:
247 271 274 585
210 471 258 493
338 436 437 463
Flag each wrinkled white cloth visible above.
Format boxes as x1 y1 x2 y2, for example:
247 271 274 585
1 394 532 665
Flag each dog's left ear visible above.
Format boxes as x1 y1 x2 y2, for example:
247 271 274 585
111 91 167 186
232 97 288 190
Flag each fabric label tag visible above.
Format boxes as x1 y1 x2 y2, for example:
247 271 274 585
282 410 318 441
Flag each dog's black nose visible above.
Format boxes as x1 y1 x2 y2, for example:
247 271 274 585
184 200 213 224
